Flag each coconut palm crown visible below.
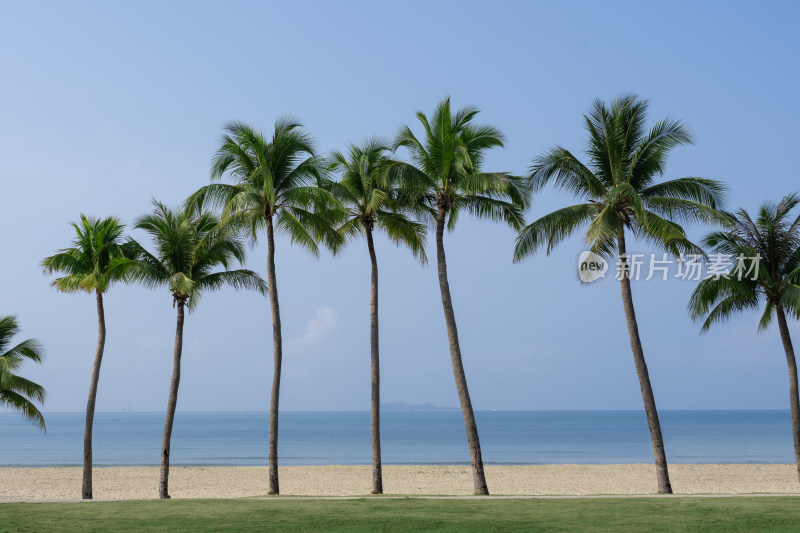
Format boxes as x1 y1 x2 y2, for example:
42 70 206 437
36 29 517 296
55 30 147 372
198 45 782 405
123 201 266 308
327 137 427 260
41 215 128 294
390 97 530 230
189 119 342 253
514 95 727 262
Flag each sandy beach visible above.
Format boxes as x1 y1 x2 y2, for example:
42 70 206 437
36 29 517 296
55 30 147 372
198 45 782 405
1 464 798 502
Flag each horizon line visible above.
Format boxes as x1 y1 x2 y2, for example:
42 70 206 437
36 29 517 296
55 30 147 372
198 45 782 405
5 408 792 415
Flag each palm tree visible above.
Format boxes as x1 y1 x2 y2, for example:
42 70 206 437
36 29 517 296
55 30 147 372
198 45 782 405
389 97 530 495
513 94 728 494
188 119 340 494
41 215 128 499
689 194 800 481
121 201 266 499
326 138 427 494
0 315 46 430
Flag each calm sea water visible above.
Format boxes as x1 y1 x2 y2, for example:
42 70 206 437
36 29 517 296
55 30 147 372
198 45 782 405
0 410 794 467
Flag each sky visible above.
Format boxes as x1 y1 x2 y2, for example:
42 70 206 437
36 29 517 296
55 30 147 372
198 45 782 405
1 0 799 414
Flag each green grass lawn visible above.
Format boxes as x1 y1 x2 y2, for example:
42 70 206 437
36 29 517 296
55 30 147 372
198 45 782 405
2 497 800 532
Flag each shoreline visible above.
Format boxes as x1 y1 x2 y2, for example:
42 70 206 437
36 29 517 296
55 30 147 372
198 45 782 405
1 464 799 502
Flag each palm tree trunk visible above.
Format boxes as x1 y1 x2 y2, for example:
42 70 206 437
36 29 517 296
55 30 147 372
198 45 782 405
617 231 672 494
82 290 106 500
775 306 800 482
366 227 383 494
266 216 283 495
159 299 185 499
435 206 489 495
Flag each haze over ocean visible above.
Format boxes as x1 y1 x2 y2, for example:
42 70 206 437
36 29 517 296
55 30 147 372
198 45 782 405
1 411 794 467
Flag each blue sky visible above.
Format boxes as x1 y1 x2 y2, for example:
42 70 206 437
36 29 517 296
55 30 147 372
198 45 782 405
1 1 799 413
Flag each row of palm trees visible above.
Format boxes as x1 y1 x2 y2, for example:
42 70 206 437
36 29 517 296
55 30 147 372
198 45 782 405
2 93 796 499
40 208 266 499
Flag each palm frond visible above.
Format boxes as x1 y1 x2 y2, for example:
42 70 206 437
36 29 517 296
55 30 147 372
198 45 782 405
584 203 621 261
275 208 320 257
1 338 45 369
640 177 728 209
514 203 599 261
530 147 606 198
698 291 761 332
460 194 526 230
196 269 267 296
632 209 700 258
0 315 46 431
0 390 45 430
629 118 694 189
376 210 428 264
392 97 523 232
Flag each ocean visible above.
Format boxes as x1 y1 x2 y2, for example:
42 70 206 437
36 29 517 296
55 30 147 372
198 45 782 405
0 410 794 467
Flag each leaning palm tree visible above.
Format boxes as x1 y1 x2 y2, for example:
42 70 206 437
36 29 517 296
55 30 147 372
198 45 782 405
120 201 266 499
326 138 427 494
689 194 800 481
389 97 530 495
188 119 340 494
41 215 127 499
0 315 46 430
513 94 728 494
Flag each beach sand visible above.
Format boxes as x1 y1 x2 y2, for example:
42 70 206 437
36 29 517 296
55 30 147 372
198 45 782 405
1 464 799 501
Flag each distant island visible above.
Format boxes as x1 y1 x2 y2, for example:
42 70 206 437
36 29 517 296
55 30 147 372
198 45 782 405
381 402 458 412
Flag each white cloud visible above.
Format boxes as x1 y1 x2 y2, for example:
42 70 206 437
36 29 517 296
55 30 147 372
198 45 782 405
288 307 338 356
